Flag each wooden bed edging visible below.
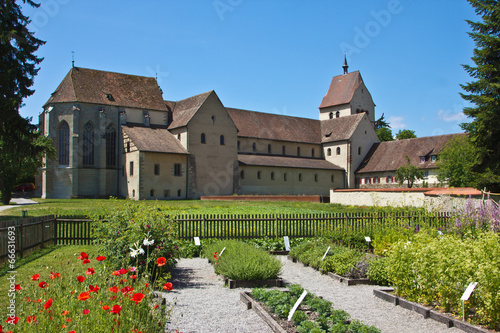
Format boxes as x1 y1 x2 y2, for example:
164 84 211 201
240 292 287 333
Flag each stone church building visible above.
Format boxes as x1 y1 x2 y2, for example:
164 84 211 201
37 62 458 199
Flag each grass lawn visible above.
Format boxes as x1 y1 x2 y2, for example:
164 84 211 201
0 198 382 221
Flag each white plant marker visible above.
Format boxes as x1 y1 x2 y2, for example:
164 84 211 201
194 237 201 246
461 282 478 321
284 236 290 251
365 236 371 243
288 290 308 322
321 246 331 261
219 247 226 256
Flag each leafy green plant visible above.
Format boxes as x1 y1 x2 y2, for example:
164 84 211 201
366 257 389 286
203 240 282 280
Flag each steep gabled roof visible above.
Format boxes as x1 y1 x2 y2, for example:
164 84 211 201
167 91 212 129
227 108 321 144
356 133 464 173
319 71 363 109
238 154 343 170
321 113 365 143
122 124 188 154
44 67 167 111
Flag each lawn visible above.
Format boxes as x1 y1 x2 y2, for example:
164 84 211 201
0 198 382 221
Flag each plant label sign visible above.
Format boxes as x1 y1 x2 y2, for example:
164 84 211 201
461 282 478 301
288 290 308 322
284 236 290 251
321 246 331 261
219 247 226 256
365 236 371 243
194 237 201 246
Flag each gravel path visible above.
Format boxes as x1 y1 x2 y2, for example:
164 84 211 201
163 256 465 333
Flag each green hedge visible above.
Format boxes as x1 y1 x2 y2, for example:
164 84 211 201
203 240 282 280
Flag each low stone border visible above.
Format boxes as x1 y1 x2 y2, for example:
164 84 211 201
373 288 493 333
225 277 284 289
270 250 289 255
287 256 378 286
240 292 288 333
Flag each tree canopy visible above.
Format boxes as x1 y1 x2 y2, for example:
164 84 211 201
437 135 477 187
376 127 394 142
460 0 500 191
395 155 424 188
395 129 417 140
0 0 52 204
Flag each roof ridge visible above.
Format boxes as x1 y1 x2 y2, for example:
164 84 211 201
226 107 318 122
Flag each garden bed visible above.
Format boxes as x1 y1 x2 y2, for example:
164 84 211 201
373 289 494 333
240 291 291 333
225 277 284 289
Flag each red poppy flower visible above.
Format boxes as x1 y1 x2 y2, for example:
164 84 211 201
131 275 137 279
76 276 85 283
118 268 128 275
156 257 167 266
154 304 159 309
111 270 120 276
78 252 88 260
69 330 76 333
89 285 100 293
109 286 118 293
102 305 110 310
5 315 19 324
66 318 73 322
44 298 53 310
26 316 36 323
145 283 150 288
85 267 95 275
121 286 134 295
163 282 173 291
78 292 91 301
82 309 90 315
130 293 145 304
96 256 106 261
31 274 40 281
61 311 69 316
49 272 61 279
82 259 91 265
38 281 48 288
110 305 122 315
14 284 21 291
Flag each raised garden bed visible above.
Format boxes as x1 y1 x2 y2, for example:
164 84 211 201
225 277 284 289
373 288 494 333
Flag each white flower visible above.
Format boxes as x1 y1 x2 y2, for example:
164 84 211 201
129 248 138 258
138 247 145 255
143 238 155 246
129 241 144 257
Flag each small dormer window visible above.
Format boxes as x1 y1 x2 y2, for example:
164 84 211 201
431 155 437 162
420 156 425 163
105 93 114 101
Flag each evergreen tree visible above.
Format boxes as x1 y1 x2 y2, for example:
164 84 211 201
460 0 500 191
0 0 50 204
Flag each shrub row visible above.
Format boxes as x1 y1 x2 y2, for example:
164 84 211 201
202 239 282 280
251 284 380 333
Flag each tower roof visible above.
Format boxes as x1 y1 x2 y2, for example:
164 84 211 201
319 71 364 109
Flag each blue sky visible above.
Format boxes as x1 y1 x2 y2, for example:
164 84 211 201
21 0 478 138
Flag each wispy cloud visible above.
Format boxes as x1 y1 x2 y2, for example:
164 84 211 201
437 109 466 122
388 116 406 129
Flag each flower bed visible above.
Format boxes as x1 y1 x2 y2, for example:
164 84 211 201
244 284 381 333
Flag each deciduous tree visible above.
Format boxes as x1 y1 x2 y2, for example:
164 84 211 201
395 155 423 188
437 135 477 187
395 129 417 140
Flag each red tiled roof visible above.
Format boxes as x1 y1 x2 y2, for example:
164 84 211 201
423 187 482 196
356 133 465 173
319 71 365 109
227 108 321 144
44 67 167 111
122 124 188 154
167 91 212 129
321 113 365 143
334 187 481 196
238 154 343 170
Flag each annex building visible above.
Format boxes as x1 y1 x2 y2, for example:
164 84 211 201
37 63 459 199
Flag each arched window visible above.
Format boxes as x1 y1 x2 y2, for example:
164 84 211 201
106 124 117 167
284 173 287 181
311 148 315 157
82 122 94 166
58 121 69 165
268 144 272 154
257 171 261 180
220 135 225 145
331 175 335 183
297 147 301 156
314 174 318 182
252 142 256 152
358 146 362 155
282 145 286 155
271 172 275 180
329 112 333 119
327 148 331 156
201 133 206 144
336 147 341 155
298 173 302 181
336 111 340 118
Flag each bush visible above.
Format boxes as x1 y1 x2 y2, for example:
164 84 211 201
203 240 282 280
91 199 179 280
319 248 364 276
366 257 389 286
